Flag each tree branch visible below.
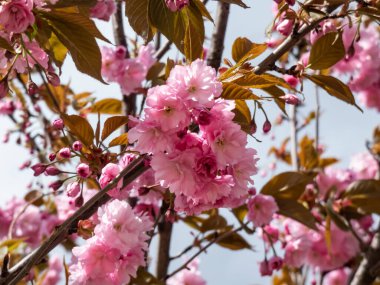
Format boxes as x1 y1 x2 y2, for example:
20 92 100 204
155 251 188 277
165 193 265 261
207 2 230 70
156 202 173 280
0 155 149 285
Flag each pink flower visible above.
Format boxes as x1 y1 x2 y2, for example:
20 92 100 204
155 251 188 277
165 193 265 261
268 256 283 271
45 166 61 176
77 163 91 178
58 147 71 159
52 118 64 130
14 39 49 73
165 0 190 12
167 259 206 285
259 260 273 276
31 163 47 176
316 167 355 197
322 268 350 285
90 0 116 21
276 18 294 36
72 141 82 151
41 256 62 285
284 237 310 268
137 44 155 70
310 21 337 45
280 94 300 105
167 59 222 107
247 194 279 227
0 0 35 34
66 182 80 197
349 152 378 179
284 75 299 88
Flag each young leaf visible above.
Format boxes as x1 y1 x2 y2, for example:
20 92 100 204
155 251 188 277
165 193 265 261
182 4 205 61
232 37 255 62
90 98 122 114
0 36 13 52
101 116 129 141
221 83 261 100
308 32 345 70
61 114 94 147
233 73 277 89
207 231 251 250
108 133 129 147
232 100 251 133
343 180 380 214
125 0 155 41
306 74 362 111
192 0 214 22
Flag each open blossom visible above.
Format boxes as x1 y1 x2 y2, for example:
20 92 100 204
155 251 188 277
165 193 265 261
167 259 206 285
322 268 350 285
0 0 35 34
41 256 62 285
69 200 152 285
90 0 116 21
247 194 278 227
14 39 49 73
349 152 378 180
316 167 355 197
101 45 155 95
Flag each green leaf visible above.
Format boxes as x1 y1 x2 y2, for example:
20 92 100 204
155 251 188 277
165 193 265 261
232 100 251 133
90 98 122 114
343 180 380 214
308 32 345 70
276 198 318 230
125 0 155 41
261 172 315 200
61 114 94 147
38 11 105 83
306 74 361 110
108 133 129 147
217 0 249 8
221 83 261 100
101 116 129 141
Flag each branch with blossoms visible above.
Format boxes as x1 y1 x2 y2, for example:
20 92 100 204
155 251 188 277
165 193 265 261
0 0 379 285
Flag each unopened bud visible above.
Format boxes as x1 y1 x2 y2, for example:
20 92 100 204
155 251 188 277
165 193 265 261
72 141 83 151
59 147 71 159
52 118 64 130
0 80 9 98
31 163 47 176
45 166 61 176
48 153 56 161
250 119 257 134
49 180 63 191
280 94 300 105
46 71 60 86
27 80 38 96
263 120 272 133
75 194 84 207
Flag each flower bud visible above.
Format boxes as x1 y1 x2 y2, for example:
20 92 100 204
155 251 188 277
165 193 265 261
46 71 60 86
259 260 273 276
263 120 272 133
280 94 300 105
52 118 64 130
285 0 295 5
165 0 189 12
45 166 61 176
250 119 257 134
48 153 56 161
197 109 212 126
283 75 299 88
276 18 294 36
49 180 63 191
27 80 38 96
66 182 80 197
31 163 47 176
59 147 71 159
72 141 83 151
268 256 283 271
76 163 91 178
75 194 84 207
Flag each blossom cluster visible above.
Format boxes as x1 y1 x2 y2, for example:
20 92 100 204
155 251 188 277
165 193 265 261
69 199 153 284
167 259 206 285
101 45 156 95
128 59 258 214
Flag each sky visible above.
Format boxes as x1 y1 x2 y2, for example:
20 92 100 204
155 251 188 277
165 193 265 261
0 0 379 284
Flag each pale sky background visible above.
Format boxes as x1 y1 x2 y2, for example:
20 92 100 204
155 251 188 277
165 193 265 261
0 1 379 284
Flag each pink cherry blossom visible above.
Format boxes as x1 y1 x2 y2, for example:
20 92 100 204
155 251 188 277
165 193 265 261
77 163 91 178
322 268 350 285
167 259 206 285
349 152 379 180
165 0 190 12
41 256 62 285
90 0 116 21
0 0 35 34
247 194 279 227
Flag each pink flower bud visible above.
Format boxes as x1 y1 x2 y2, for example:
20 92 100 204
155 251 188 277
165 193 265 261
76 163 91 178
250 119 257 134
165 0 189 12
75 195 84 207
46 71 60 86
197 109 212 126
52 118 64 130
285 0 295 5
0 80 9 98
283 75 299 88
31 163 47 176
49 180 63 191
45 166 61 176
72 141 83 151
248 187 257 196
33 104 41 113
115 46 127 59
59 147 71 159
48 153 56 161
259 260 273 276
280 94 300 105
276 18 294 36
66 182 80 197
263 120 272 133
268 256 283 271
27 80 38 96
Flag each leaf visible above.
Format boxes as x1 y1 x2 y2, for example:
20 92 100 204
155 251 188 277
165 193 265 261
125 0 155 41
232 205 248 223
232 100 251 133
221 83 261 100
306 74 361 110
299 136 319 170
90 98 122 114
261 172 315 200
39 84 72 113
308 32 345 70
208 231 251 250
101 116 129 141
48 33 68 68
276 198 318 230
237 43 267 65
326 199 350 231
38 11 105 82
217 0 249 8
192 0 213 22
148 0 204 61
233 73 278 89
108 133 129 147
343 180 380 214
232 37 255 62
61 114 94 147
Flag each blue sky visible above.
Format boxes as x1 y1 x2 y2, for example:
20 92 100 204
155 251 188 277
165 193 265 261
0 1 379 284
